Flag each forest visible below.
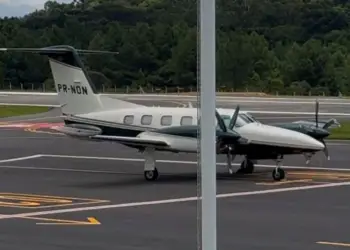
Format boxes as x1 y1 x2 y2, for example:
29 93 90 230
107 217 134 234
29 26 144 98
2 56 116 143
1 0 350 95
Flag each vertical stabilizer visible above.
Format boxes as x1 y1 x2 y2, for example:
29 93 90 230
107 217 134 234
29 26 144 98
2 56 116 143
0 45 141 115
48 53 103 115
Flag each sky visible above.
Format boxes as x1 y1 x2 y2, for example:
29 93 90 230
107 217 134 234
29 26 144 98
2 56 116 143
0 0 72 17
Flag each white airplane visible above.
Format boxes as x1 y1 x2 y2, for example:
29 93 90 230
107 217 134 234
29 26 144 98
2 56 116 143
0 45 325 182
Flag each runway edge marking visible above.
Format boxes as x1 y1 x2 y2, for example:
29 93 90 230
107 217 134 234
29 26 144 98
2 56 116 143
0 181 349 221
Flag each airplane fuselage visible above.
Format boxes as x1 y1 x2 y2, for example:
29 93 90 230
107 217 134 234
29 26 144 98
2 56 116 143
60 106 325 157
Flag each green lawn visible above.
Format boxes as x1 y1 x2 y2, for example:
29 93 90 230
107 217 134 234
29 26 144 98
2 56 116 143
329 121 350 140
0 105 50 118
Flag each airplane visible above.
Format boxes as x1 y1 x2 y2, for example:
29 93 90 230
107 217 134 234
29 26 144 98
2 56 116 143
0 45 326 182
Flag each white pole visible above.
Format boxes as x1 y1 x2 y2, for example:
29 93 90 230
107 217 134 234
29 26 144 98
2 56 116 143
200 0 216 248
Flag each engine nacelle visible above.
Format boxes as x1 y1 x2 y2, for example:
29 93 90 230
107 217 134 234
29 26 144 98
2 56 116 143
54 123 102 138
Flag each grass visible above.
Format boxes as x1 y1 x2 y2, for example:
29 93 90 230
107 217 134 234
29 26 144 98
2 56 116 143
0 105 50 118
329 121 350 140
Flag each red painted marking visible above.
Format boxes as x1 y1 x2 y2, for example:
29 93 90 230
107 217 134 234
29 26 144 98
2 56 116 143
0 124 33 128
0 122 64 129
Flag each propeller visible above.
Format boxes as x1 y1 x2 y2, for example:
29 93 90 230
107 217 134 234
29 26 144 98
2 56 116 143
315 99 319 128
315 99 331 160
320 139 330 160
215 105 240 133
215 110 228 132
228 105 240 130
215 106 241 174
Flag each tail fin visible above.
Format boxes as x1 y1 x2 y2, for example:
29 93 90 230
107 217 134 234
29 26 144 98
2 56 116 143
0 45 140 115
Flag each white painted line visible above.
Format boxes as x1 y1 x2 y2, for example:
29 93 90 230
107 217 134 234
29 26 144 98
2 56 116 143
0 165 140 175
0 155 42 164
40 154 350 172
0 103 59 107
0 181 348 220
0 92 57 96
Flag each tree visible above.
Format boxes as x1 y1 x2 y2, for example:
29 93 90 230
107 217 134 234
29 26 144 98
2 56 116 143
1 0 350 95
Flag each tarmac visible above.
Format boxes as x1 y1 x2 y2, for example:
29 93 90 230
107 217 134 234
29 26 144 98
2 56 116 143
0 117 349 249
0 95 349 249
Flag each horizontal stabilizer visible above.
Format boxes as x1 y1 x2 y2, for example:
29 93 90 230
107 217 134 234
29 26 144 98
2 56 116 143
91 135 170 148
0 46 119 55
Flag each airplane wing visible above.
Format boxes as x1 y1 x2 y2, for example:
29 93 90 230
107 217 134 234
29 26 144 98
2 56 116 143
90 135 170 149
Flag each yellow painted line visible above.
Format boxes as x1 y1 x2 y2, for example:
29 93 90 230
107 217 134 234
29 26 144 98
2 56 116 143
24 127 63 135
256 179 313 186
0 201 40 207
27 200 110 209
317 241 350 247
290 171 350 178
0 192 108 202
19 216 101 225
291 175 347 180
0 195 72 204
0 193 109 209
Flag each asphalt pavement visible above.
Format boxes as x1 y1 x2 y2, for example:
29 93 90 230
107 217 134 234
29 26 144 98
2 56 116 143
0 128 349 249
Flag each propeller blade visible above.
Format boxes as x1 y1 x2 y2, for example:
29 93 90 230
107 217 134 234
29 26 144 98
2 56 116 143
320 139 330 160
215 109 227 132
228 105 240 130
315 99 319 128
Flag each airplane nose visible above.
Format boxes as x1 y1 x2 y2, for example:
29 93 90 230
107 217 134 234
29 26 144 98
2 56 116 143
306 136 325 150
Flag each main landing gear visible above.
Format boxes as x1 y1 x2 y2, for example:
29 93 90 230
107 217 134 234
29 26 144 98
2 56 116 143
143 147 159 181
227 156 255 175
236 158 255 174
226 155 255 174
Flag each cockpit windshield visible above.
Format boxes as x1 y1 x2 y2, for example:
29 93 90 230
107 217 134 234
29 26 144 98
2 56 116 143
241 113 258 123
217 113 258 130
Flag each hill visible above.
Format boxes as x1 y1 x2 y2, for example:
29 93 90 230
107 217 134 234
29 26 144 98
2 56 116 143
1 0 350 95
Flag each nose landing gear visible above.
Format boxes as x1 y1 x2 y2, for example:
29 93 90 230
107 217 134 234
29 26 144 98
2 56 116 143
272 156 285 181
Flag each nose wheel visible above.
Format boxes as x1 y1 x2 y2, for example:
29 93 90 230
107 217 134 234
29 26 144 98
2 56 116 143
272 168 285 181
272 156 285 181
144 168 159 181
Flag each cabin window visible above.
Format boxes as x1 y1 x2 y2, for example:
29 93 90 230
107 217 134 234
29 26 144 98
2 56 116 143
123 115 134 124
181 116 193 125
141 115 152 125
161 115 172 126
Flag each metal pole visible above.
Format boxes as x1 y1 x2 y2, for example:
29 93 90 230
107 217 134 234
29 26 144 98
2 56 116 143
200 0 216 248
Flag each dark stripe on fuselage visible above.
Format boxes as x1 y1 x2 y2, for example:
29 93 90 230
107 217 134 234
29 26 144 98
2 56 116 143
235 143 318 160
64 119 143 137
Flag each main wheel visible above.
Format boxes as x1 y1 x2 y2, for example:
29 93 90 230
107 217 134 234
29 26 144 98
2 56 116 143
237 160 254 174
144 168 159 181
272 168 285 181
